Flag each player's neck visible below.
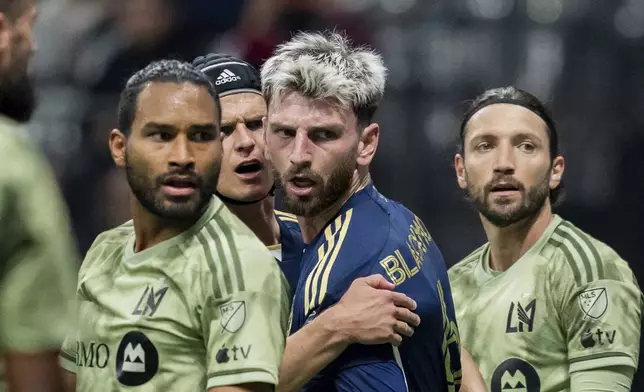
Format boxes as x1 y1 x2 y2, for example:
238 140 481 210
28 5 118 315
483 202 553 272
224 197 280 247
299 172 371 244
130 198 203 252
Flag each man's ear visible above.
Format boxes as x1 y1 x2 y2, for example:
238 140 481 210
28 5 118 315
455 153 468 190
109 129 127 168
356 123 379 166
550 155 565 190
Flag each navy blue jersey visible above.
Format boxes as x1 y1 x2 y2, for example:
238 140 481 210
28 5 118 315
275 210 305 295
290 184 462 392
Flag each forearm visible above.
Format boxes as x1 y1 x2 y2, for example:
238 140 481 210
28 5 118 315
277 310 349 392
570 366 634 392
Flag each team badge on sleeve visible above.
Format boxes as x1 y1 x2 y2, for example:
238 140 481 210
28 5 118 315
578 288 608 320
220 301 246 333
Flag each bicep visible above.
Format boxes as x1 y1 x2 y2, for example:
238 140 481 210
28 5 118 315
62 369 77 392
335 361 407 392
4 350 65 392
208 382 274 392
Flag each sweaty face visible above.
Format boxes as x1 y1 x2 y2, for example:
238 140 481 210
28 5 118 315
265 91 358 217
0 3 37 122
124 82 222 220
456 104 558 227
216 93 273 202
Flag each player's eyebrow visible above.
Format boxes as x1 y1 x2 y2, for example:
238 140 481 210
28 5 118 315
308 124 344 134
187 123 218 133
221 115 264 128
141 122 177 133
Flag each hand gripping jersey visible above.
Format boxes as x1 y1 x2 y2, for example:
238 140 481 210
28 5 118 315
449 215 642 392
290 183 462 392
0 116 78 392
60 198 291 391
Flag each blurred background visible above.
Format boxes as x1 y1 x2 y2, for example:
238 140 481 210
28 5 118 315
29 0 643 386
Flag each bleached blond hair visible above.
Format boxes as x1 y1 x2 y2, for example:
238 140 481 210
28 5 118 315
261 31 388 124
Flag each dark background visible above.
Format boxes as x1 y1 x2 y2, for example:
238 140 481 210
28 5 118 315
30 0 643 387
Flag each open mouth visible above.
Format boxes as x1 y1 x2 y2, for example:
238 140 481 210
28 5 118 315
162 176 197 196
490 183 520 192
235 160 263 175
290 176 316 188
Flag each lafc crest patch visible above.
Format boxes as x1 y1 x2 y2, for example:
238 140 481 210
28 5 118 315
220 301 246 333
579 288 608 320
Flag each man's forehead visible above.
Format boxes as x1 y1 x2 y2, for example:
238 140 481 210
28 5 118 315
220 93 266 121
465 104 549 139
134 82 217 126
268 92 353 127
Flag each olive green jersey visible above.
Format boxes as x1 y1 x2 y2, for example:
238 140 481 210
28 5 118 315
60 197 291 391
449 215 641 392
0 116 78 392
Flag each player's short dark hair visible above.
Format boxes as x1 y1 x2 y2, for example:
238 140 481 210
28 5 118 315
459 86 564 207
117 59 221 135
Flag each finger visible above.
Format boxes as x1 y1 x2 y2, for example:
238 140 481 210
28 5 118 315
394 307 421 327
393 320 414 338
361 274 395 290
390 291 417 310
387 332 403 347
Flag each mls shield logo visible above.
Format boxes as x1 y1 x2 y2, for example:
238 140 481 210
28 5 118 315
220 301 246 333
579 288 608 320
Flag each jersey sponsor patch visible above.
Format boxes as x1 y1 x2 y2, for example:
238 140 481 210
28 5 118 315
219 301 246 333
578 288 608 320
115 331 159 387
491 358 540 392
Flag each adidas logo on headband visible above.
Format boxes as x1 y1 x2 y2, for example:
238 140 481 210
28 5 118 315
216 69 242 86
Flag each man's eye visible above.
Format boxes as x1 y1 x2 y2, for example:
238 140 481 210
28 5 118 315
246 120 263 130
150 132 172 141
192 132 216 142
476 142 492 152
519 142 535 153
221 126 234 136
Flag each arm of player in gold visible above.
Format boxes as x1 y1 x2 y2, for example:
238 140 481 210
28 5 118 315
277 275 419 392
459 347 487 392
208 382 274 392
5 351 66 392
570 365 634 392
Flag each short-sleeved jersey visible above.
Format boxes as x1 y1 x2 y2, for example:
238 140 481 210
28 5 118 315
449 215 642 392
290 183 462 392
0 116 78 392
274 210 304 293
60 198 291 391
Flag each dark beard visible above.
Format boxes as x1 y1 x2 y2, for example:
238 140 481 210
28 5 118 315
466 170 550 228
125 151 220 221
278 149 356 218
0 68 36 123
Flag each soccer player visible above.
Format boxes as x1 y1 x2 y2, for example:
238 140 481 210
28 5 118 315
0 0 79 390
449 86 642 391
261 31 463 392
192 53 436 392
59 60 290 392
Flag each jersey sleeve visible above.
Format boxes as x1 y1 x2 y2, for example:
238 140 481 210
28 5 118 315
200 243 291 389
554 251 642 373
0 135 78 354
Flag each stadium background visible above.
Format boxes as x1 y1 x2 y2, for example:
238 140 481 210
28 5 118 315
28 0 644 387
